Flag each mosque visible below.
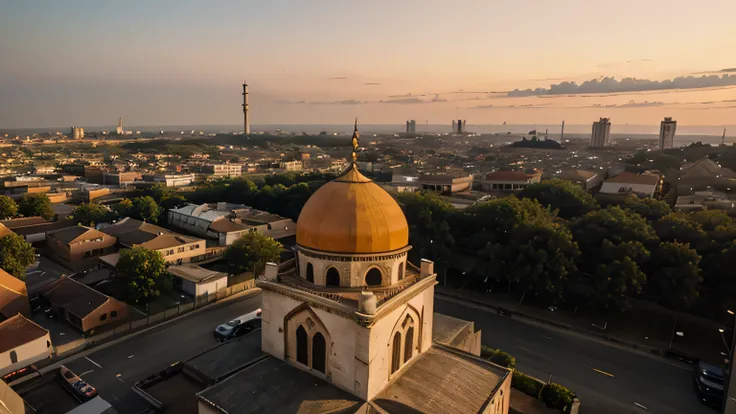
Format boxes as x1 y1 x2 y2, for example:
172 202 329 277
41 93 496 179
196 122 511 414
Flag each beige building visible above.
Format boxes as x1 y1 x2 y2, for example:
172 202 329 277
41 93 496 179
417 174 474 195
99 217 206 266
168 265 227 297
0 269 31 319
46 226 118 272
0 314 53 379
195 123 512 414
600 171 662 198
558 169 604 192
659 117 677 150
590 117 611 148
480 170 543 192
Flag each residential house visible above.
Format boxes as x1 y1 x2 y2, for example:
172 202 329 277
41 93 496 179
0 314 53 379
677 157 736 196
0 269 31 318
98 217 206 266
675 191 736 213
389 172 420 193
168 265 228 297
46 226 118 272
479 170 543 192
169 203 296 246
557 169 604 192
416 174 473 195
38 277 128 334
599 171 662 198
142 173 195 187
0 379 25 414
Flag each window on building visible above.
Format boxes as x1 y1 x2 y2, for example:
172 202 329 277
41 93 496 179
312 332 326 374
404 326 414 364
326 268 340 287
296 325 308 366
10 350 18 364
100 313 107 321
111 311 118 318
365 268 382 286
306 263 314 283
398 263 404 281
391 332 402 374
178 247 185 253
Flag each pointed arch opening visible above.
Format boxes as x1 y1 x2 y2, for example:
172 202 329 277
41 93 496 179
398 263 405 281
391 331 402 374
326 267 340 287
404 326 414 363
306 263 314 283
365 267 382 287
312 332 326 374
296 325 308 366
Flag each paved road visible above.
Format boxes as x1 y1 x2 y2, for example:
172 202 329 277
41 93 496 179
58 293 263 413
435 296 713 414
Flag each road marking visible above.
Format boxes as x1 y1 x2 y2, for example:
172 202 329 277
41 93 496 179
79 370 94 377
543 335 553 340
115 373 124 383
127 354 135 359
591 368 614 378
634 402 648 410
85 357 102 368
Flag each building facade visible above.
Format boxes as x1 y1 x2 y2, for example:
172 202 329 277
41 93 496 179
659 117 677 150
0 315 53 378
480 170 543 192
46 226 118 272
590 117 611 148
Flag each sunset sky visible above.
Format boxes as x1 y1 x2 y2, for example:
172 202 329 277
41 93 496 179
2 0 736 128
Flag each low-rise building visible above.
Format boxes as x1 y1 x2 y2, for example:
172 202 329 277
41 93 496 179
0 269 31 318
416 174 473 194
168 265 228 297
103 171 140 187
280 160 302 172
46 226 118 272
675 191 736 213
677 157 736 196
38 277 128 334
600 171 662 198
143 173 195 188
99 217 206 265
0 217 76 243
0 314 53 379
389 173 420 193
557 169 604 192
194 164 242 179
478 170 543 192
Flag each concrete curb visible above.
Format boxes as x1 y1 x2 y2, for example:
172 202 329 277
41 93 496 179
435 290 671 360
37 288 262 375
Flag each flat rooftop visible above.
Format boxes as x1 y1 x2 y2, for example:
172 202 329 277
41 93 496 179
197 357 362 414
184 330 264 384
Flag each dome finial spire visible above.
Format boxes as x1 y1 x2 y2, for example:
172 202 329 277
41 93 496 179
351 118 360 162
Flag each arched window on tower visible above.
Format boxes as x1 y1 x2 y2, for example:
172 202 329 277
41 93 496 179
326 268 340 287
398 263 405 281
306 263 314 283
391 331 402 374
404 325 414 364
365 268 382 287
312 332 326 374
296 325 308 366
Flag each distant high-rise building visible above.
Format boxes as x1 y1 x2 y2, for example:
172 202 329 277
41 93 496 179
71 126 84 139
116 118 123 135
590 118 611 148
406 120 416 134
452 120 456 132
659 117 677 150
242 82 250 135
457 119 464 134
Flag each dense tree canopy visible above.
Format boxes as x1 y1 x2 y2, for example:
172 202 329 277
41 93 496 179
18 194 54 220
0 233 36 279
131 196 161 223
72 202 113 226
648 242 702 310
224 232 283 276
653 213 706 244
116 247 168 303
623 197 673 221
0 195 18 219
518 178 598 219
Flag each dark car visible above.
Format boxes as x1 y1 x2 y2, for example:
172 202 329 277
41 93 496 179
693 360 724 408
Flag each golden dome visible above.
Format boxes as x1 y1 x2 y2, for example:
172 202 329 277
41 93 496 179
296 164 409 254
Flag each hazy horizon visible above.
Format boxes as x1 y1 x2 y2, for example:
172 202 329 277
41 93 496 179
2 1 735 128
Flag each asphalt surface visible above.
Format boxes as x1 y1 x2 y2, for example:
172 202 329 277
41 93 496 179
58 293 263 413
435 296 714 414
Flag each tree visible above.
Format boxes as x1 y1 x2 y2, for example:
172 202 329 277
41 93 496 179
0 233 36 279
570 206 658 249
18 194 54 220
72 202 112 226
588 240 649 311
623 196 672 221
518 178 598 219
689 210 736 233
653 212 706 244
398 192 457 267
113 198 134 217
116 247 168 303
131 196 161 223
0 195 18 219
224 232 282 276
648 241 702 310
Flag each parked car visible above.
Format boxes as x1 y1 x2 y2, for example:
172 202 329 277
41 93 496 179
693 360 724 408
214 308 262 342
60 366 97 400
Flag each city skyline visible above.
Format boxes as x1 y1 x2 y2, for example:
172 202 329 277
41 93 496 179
2 0 736 128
